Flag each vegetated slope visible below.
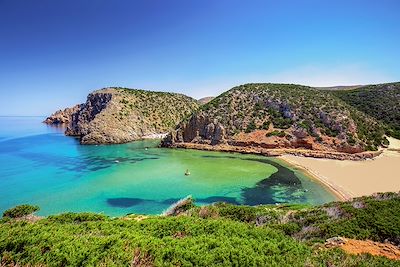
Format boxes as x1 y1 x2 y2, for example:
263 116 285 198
198 96 215 105
164 83 387 153
47 87 199 144
333 82 400 139
315 85 364 91
1 193 400 266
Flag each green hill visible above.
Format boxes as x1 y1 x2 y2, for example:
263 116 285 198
333 82 400 139
1 193 399 266
164 83 387 152
46 87 200 144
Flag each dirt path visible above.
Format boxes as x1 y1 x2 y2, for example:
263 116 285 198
325 237 400 260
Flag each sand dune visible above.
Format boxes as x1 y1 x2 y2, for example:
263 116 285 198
281 137 400 200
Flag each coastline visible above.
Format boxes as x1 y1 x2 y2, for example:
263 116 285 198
167 139 400 201
168 142 381 161
280 137 400 200
278 156 351 201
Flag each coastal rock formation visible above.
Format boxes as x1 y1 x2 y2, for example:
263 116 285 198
49 87 199 144
43 104 82 124
165 113 226 145
163 83 387 155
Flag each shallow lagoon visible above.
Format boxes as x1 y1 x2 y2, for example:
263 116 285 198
0 117 336 216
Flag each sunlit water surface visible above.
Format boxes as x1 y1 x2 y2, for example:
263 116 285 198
0 117 336 216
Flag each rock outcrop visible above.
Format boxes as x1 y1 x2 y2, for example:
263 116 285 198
43 104 82 124
48 87 199 144
162 83 387 155
163 113 226 146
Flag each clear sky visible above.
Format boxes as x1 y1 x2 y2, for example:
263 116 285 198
0 0 399 115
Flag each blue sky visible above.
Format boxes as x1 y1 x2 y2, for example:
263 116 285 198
0 0 399 115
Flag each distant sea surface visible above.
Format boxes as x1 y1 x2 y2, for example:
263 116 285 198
0 117 336 216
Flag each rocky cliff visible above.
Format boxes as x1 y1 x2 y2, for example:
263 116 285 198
48 87 199 144
43 104 82 124
163 83 388 154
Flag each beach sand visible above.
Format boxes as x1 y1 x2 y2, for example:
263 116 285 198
281 137 400 200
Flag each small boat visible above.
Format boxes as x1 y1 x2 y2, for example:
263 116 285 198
184 169 191 176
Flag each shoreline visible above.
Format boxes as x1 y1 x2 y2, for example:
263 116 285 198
166 139 400 201
279 156 351 201
279 137 400 200
166 142 382 160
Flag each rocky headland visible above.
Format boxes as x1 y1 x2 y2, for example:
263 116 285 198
43 104 82 124
45 83 399 160
45 87 199 144
162 83 389 160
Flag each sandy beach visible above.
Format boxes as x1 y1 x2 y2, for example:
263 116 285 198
281 137 400 200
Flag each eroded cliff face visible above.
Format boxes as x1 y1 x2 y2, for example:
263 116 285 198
162 83 387 154
65 90 115 143
47 87 199 144
43 104 83 124
164 113 226 146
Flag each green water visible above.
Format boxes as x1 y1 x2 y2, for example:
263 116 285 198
0 117 336 216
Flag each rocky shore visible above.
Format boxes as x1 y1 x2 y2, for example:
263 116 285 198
43 104 82 124
165 142 381 161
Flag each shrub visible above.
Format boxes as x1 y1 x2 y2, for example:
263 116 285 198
163 195 194 216
245 120 257 133
47 212 108 223
2 204 39 218
261 120 270 129
214 203 258 223
1 195 400 266
266 130 286 137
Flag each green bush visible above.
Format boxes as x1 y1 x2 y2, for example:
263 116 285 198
245 120 256 133
1 194 400 266
2 205 39 218
214 203 258 223
266 130 286 137
47 212 108 223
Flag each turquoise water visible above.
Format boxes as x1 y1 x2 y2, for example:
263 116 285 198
0 117 336 216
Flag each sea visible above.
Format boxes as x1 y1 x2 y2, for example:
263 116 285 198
0 117 336 216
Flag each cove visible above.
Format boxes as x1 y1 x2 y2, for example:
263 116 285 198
0 117 337 216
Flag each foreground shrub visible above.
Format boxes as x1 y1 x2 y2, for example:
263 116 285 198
1 194 400 266
47 212 108 223
2 205 39 218
214 203 258 223
162 195 194 216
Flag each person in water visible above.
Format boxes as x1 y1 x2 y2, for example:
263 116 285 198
185 169 190 176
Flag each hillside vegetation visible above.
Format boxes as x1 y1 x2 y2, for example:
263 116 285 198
1 193 399 266
62 87 199 144
333 82 400 139
165 83 387 153
198 96 215 105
